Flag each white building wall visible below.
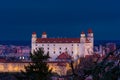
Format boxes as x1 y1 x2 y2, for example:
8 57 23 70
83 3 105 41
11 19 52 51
31 42 36 53
79 43 85 57
84 43 93 56
32 42 94 60
34 43 83 60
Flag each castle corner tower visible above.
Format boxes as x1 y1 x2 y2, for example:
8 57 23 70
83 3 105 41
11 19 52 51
31 32 37 53
87 29 94 46
42 32 47 38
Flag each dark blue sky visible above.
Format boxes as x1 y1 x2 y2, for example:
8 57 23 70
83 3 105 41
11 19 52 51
0 0 120 40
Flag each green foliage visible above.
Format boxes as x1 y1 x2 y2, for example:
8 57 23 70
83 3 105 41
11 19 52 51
16 48 52 80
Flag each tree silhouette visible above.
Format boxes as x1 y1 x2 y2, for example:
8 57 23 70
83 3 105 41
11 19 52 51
16 48 52 80
70 47 120 80
91 47 120 80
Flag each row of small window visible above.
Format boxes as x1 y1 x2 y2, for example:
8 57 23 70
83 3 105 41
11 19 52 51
47 51 74 54
43 48 68 50
36 44 79 46
40 47 80 51
47 47 68 50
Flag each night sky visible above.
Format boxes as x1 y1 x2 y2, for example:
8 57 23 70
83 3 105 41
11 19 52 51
0 0 120 41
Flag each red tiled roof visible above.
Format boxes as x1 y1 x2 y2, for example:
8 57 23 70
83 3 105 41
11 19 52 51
56 52 72 60
88 29 93 33
46 61 70 63
32 32 36 34
42 32 47 35
81 31 85 34
36 38 90 43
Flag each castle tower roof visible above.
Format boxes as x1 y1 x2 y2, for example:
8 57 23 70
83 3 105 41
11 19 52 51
88 29 93 33
32 32 36 34
81 31 85 34
42 32 47 35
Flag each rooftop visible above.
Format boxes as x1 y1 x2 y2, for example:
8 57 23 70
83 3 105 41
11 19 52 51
36 38 90 43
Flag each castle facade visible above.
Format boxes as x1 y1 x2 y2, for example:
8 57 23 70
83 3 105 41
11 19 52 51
31 29 94 60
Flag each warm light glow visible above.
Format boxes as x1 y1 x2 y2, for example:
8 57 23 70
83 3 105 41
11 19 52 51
0 64 4 71
0 62 72 75
0 63 27 72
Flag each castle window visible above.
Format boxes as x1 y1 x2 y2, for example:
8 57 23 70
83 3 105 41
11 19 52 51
65 48 67 50
47 48 49 50
59 51 61 54
72 44 73 46
53 44 55 46
42 44 44 46
59 47 61 50
48 44 49 46
72 51 73 54
77 44 79 46
54 51 55 54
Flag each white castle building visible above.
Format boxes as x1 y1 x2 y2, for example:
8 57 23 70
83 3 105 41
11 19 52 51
31 29 94 60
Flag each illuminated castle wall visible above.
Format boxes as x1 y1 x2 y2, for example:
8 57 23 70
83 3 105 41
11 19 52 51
0 62 27 72
31 29 94 60
0 62 71 75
